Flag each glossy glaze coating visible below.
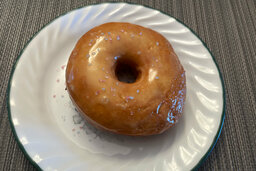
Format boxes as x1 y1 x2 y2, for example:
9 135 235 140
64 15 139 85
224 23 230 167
66 22 186 136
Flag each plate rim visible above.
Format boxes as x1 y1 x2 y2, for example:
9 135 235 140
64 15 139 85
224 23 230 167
6 2 226 171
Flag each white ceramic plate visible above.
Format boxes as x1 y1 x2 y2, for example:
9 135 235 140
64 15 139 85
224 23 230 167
7 3 225 171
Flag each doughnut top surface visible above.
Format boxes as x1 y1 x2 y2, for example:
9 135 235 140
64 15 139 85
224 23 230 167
66 22 186 136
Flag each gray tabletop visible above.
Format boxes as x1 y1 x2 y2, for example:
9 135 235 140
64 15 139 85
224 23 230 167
0 0 256 170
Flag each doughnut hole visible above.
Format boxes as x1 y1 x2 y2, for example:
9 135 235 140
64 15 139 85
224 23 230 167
114 57 141 83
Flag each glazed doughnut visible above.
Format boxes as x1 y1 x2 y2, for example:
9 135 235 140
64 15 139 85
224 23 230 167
66 22 186 136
